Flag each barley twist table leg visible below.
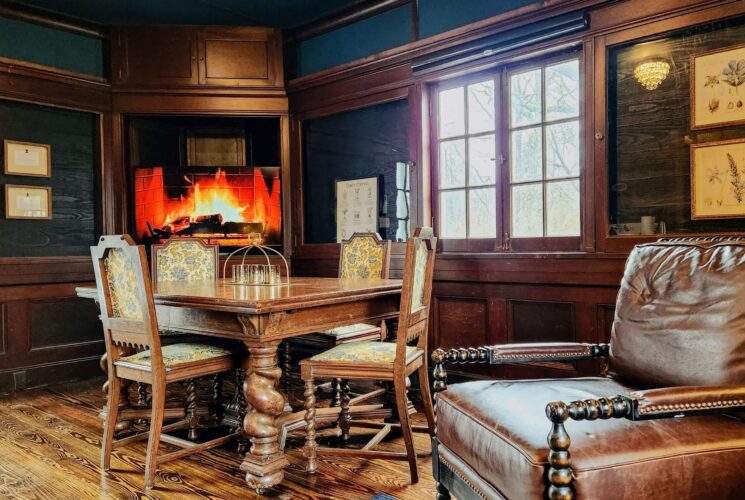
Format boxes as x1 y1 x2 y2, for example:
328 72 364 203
240 341 289 493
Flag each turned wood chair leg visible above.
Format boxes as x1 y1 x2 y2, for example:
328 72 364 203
330 378 341 408
394 376 419 483
338 379 352 442
185 379 199 441
234 369 249 455
282 341 292 398
144 382 166 490
101 375 122 471
212 373 224 422
303 377 318 474
417 364 436 437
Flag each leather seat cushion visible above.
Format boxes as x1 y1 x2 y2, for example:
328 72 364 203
436 378 745 500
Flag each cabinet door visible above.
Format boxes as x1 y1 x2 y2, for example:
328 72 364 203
114 27 198 86
197 28 283 87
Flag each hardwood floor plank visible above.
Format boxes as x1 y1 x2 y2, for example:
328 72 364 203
0 379 437 499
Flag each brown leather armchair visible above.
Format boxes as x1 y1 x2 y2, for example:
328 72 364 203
430 239 745 500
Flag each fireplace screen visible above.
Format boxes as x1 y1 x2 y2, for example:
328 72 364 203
134 166 281 247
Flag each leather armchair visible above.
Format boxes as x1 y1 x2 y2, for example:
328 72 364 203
430 239 745 500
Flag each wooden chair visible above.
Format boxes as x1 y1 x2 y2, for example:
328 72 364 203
92 235 240 489
285 232 392 404
300 228 437 483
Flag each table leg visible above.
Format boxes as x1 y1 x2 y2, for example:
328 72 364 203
240 340 289 493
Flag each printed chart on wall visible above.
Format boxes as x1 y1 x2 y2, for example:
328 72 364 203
336 177 378 242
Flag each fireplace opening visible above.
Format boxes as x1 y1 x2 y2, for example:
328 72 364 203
128 115 282 249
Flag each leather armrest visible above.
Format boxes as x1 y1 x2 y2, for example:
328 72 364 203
627 385 745 419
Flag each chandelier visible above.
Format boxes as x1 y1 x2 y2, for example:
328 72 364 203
633 59 670 90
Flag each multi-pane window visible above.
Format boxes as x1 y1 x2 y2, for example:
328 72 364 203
437 80 497 239
433 54 581 250
509 59 581 238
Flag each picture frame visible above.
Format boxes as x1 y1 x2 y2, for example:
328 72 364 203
691 43 745 130
690 137 745 219
5 184 52 220
3 140 51 177
335 177 378 243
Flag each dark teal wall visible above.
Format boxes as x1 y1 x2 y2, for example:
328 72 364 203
296 5 412 76
294 0 541 77
418 0 539 38
0 16 104 77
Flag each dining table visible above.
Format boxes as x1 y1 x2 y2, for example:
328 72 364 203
76 276 402 493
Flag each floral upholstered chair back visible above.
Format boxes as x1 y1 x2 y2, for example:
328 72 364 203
394 228 436 362
338 233 391 280
151 238 219 282
91 235 160 354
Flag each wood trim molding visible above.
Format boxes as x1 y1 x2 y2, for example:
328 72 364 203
0 1 107 39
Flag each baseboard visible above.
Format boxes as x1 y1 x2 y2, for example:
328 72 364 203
0 355 102 394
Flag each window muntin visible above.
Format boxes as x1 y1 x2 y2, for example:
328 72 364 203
436 79 497 239
508 59 581 239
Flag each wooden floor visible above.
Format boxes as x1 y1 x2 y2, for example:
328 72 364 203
0 378 436 499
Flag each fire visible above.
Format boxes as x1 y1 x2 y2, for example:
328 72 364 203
164 169 249 225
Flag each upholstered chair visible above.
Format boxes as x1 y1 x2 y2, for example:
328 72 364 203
151 237 219 282
300 228 437 483
430 238 745 500
92 235 239 489
284 232 392 404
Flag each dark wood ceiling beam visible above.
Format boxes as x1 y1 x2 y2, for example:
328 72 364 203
289 0 413 42
0 0 107 39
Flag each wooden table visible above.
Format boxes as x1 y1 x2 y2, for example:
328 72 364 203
76 276 402 492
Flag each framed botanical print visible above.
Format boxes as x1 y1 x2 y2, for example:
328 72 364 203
5 184 52 220
691 138 745 219
3 140 51 177
691 44 745 130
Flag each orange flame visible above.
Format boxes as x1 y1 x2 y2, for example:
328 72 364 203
164 169 249 224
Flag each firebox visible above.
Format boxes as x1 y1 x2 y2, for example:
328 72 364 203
128 115 282 248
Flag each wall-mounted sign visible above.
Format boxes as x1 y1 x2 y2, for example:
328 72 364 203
4 140 51 177
5 184 52 219
336 177 378 243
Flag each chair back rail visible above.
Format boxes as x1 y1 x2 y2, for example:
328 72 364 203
91 234 164 374
395 227 437 364
338 232 392 279
151 237 220 281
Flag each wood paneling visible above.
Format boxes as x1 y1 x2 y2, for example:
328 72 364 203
434 297 488 349
29 297 101 350
198 28 283 87
0 303 5 357
509 301 575 344
113 27 198 86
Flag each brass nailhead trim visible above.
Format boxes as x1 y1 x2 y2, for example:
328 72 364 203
490 349 591 360
639 399 745 414
438 453 488 500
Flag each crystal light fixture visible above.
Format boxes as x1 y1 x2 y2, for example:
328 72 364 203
633 59 671 90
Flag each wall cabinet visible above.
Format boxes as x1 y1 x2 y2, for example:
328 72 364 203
112 27 282 88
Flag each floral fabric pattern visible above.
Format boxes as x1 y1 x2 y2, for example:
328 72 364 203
410 241 429 311
310 341 418 364
156 240 216 282
119 343 232 368
105 248 143 320
339 236 385 279
319 323 379 336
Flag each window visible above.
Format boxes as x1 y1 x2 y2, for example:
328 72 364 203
433 54 582 251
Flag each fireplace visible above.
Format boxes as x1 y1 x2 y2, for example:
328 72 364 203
134 166 281 247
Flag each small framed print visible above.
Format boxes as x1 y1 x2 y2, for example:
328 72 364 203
691 44 745 130
691 137 745 219
3 140 51 177
5 184 52 220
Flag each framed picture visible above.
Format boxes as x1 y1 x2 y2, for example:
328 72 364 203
335 177 378 243
5 184 52 220
691 137 745 219
691 44 745 130
3 140 51 177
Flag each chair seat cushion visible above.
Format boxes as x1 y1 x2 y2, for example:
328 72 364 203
116 343 233 369
436 378 745 500
308 341 420 365
318 323 380 337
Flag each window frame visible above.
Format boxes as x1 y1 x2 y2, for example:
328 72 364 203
430 49 584 253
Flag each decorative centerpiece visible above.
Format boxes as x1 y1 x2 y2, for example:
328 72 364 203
223 243 289 285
